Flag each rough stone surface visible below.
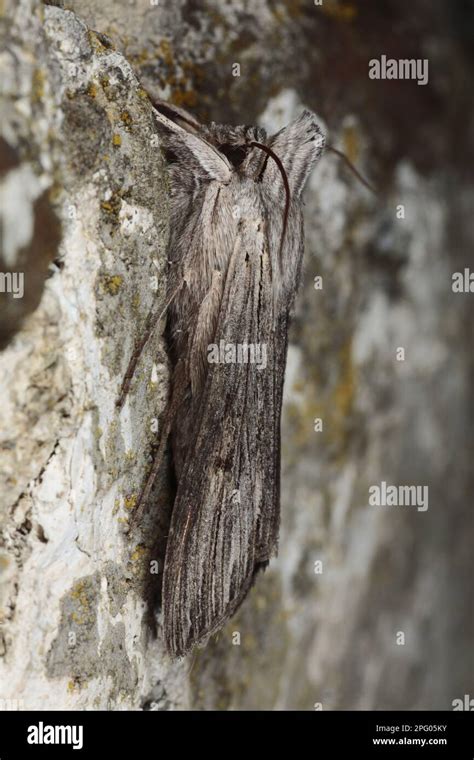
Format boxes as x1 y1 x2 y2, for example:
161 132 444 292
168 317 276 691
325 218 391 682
0 0 472 710
0 0 187 710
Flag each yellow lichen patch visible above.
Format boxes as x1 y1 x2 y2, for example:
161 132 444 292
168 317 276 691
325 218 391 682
112 133 122 147
285 398 325 450
88 30 113 54
129 48 150 66
120 110 133 126
160 55 202 108
280 0 305 19
129 543 149 578
71 580 90 607
171 87 198 109
100 194 121 215
69 579 96 627
206 8 227 27
182 59 205 83
102 274 123 295
147 374 158 392
130 544 146 563
48 184 62 204
291 378 306 394
87 81 98 98
324 337 355 456
271 5 288 23
124 494 137 511
254 594 268 612
286 332 356 456
278 606 295 623
32 68 45 102
342 123 360 165
242 633 258 651
137 87 149 101
332 338 355 423
158 38 174 68
321 1 357 22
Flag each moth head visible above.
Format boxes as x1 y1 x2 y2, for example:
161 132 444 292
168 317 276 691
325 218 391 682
152 100 280 177
151 100 325 259
201 123 268 170
151 99 323 186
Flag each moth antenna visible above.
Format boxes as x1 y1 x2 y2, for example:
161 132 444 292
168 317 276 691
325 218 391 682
151 99 201 131
325 144 377 195
128 416 171 528
116 282 183 409
249 141 291 261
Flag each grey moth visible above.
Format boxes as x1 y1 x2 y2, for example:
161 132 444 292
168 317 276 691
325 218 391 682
120 100 325 657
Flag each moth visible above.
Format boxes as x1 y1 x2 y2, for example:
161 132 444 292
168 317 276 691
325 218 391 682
119 101 325 658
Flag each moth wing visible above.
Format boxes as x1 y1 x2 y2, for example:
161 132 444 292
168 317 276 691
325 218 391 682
163 224 284 657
